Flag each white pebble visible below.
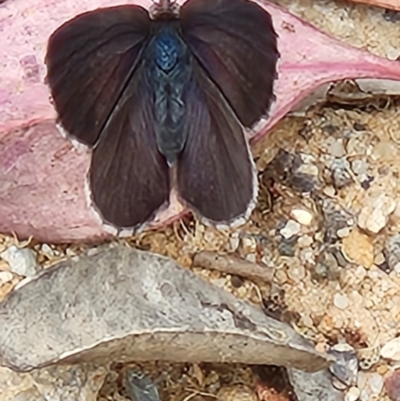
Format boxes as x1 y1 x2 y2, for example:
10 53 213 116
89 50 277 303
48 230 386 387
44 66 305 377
245 253 257 263
358 194 396 234
381 337 400 361
337 227 351 238
280 220 301 239
229 233 240 251
66 247 77 257
368 373 384 395
374 252 385 265
0 246 39 277
274 270 288 285
41 243 55 257
345 386 360 401
297 163 319 176
323 185 336 197
333 293 349 310
300 153 316 164
354 265 367 281
359 388 369 401
351 159 368 176
290 208 314 226
287 263 306 282
300 249 315 265
0 271 13 285
330 140 346 158
297 235 313 248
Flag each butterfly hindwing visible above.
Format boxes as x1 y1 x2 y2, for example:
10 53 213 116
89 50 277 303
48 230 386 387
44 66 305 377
180 0 279 128
45 5 151 146
89 65 170 229
177 59 256 224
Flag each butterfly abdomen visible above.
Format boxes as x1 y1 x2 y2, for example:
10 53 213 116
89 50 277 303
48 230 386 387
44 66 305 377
146 23 192 165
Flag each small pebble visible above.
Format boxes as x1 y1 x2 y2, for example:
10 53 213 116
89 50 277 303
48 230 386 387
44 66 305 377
297 235 313 248
313 248 341 281
65 247 77 257
385 234 400 273
345 386 360 401
360 175 374 190
40 243 55 257
381 337 400 361
374 252 385 266
368 372 384 395
240 236 257 254
297 163 319 177
280 220 301 239
278 240 296 257
0 246 39 277
336 226 351 239
342 229 374 269
125 369 160 401
245 253 257 263
358 194 396 234
290 208 314 226
351 159 368 176
299 249 315 266
377 364 389 376
322 199 353 243
333 293 349 310
286 263 306 283
0 270 13 285
385 369 400 401
230 275 244 288
330 158 353 189
330 140 346 158
323 185 336 197
229 233 240 252
274 270 288 285
328 343 358 386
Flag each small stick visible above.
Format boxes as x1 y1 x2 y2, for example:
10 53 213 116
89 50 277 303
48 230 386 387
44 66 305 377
192 251 274 282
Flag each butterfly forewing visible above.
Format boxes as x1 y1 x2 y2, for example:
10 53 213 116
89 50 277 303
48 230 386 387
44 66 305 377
177 59 256 224
89 66 170 229
180 0 279 128
45 6 151 146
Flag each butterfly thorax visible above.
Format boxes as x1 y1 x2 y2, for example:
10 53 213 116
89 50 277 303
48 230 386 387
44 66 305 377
153 24 180 72
146 22 192 165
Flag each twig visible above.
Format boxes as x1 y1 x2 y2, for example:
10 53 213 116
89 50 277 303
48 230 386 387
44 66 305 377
192 251 274 282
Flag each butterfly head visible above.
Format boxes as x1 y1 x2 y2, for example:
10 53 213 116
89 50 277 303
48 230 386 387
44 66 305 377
150 0 180 19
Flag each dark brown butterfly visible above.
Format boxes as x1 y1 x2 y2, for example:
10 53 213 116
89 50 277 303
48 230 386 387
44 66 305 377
45 0 279 232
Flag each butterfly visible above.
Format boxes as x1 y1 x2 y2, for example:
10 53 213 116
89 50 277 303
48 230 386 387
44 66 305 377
45 0 279 232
